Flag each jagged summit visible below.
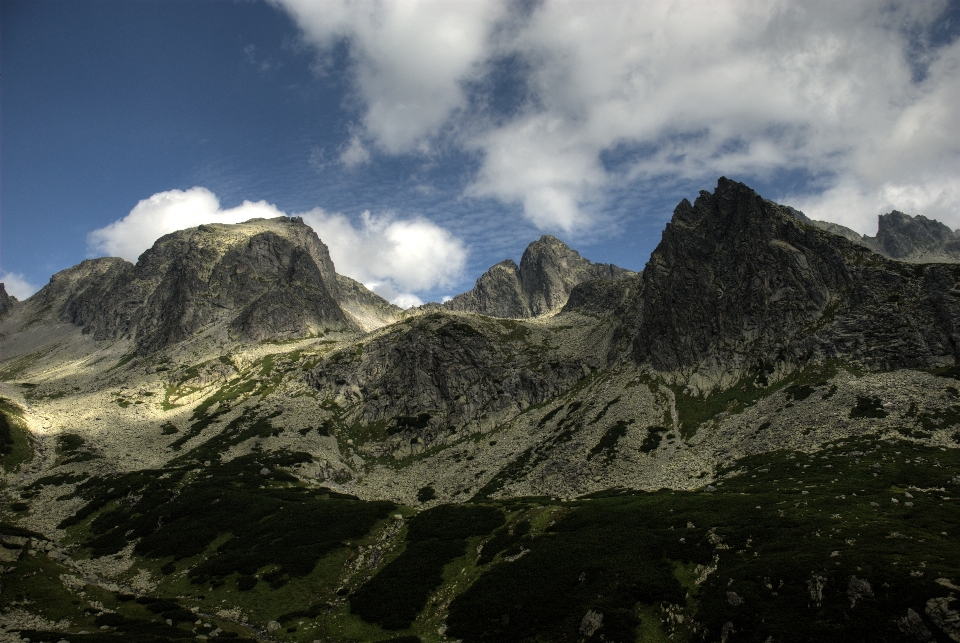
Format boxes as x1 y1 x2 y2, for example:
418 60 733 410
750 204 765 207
807 209 960 264
444 235 633 318
0 282 18 319
622 177 960 391
7 216 400 355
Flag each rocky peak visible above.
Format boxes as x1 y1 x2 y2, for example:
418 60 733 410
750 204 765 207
626 177 960 391
18 217 397 354
0 282 18 318
873 210 960 262
810 210 960 264
445 236 633 318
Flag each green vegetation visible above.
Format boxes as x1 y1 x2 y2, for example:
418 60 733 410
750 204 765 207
350 504 504 630
589 420 633 460
0 398 32 471
638 424 667 453
7 435 960 642
445 436 960 642
59 451 395 590
850 396 888 419
672 361 841 438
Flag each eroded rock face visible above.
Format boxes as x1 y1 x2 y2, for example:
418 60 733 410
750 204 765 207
20 217 397 353
444 236 632 318
0 283 20 318
872 210 960 262
625 178 960 390
307 313 591 443
813 210 960 264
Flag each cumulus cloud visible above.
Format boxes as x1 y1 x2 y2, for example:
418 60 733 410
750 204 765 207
88 187 285 262
339 135 371 168
300 209 467 307
87 187 465 308
273 0 508 153
275 0 960 232
0 270 40 300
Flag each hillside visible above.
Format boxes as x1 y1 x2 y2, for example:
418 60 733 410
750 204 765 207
1 179 958 643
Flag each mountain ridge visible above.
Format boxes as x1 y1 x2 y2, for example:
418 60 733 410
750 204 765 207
2 178 960 643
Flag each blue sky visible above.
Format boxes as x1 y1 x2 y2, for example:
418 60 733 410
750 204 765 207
3 0 958 305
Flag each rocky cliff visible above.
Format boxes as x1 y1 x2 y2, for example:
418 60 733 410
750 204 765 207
625 178 960 392
444 235 632 318
813 210 960 263
0 283 18 318
14 217 400 354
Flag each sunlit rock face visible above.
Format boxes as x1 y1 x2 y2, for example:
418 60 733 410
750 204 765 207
16 217 401 354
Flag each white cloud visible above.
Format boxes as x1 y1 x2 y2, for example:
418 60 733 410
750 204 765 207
274 0 960 232
300 209 467 307
0 271 40 300
273 0 508 153
88 187 285 262
339 135 371 168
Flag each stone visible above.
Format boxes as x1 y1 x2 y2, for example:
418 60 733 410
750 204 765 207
444 236 633 318
579 609 603 636
847 576 874 608
898 608 935 641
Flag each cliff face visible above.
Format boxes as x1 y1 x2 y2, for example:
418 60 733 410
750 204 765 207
812 210 960 263
624 178 960 391
444 236 633 318
0 283 19 318
20 217 400 354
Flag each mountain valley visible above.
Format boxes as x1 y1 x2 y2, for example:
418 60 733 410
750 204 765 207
1 178 959 643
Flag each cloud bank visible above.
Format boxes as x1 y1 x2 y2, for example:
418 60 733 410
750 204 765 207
87 187 464 307
275 0 960 234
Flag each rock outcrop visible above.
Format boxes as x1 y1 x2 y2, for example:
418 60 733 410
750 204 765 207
624 178 960 391
444 235 632 318
813 211 960 263
307 313 591 445
18 217 399 354
0 283 18 318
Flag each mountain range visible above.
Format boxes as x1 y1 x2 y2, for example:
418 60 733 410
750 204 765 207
1 178 959 643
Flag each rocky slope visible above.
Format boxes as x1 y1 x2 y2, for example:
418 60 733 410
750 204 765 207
0 284 17 319
619 178 960 393
814 210 960 263
443 235 633 318
2 217 401 358
2 179 960 643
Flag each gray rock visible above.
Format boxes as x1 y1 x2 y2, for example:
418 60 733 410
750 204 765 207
624 177 960 390
813 210 960 264
444 236 633 318
899 607 935 641
0 282 18 318
847 575 874 608
16 217 400 354
579 609 603 636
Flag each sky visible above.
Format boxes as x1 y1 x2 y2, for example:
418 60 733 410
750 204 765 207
2 0 959 306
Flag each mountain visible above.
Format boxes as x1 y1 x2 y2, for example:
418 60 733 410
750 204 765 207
443 235 633 318
813 210 960 263
623 177 960 392
0 283 17 318
2 217 400 358
2 180 959 643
